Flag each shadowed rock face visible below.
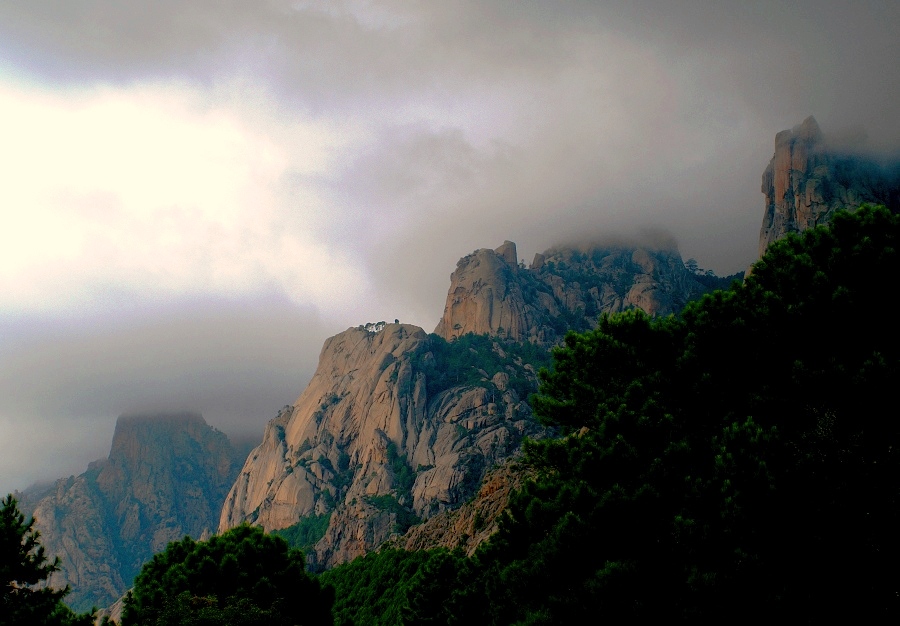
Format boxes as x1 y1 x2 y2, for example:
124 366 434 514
759 116 900 258
28 413 243 612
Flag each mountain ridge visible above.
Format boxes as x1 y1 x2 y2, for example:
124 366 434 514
21 116 897 612
218 237 714 569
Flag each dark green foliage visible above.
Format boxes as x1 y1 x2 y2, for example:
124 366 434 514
271 513 331 553
469 205 900 623
417 334 551 400
320 549 470 626
0 495 94 626
120 524 333 626
691 269 744 291
385 442 415 496
684 258 745 291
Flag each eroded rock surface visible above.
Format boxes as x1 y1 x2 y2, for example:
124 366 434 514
388 461 528 556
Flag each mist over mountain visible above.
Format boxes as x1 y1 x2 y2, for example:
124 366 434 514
759 115 900 257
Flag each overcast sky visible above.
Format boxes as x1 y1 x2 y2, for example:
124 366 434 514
1 1 898 494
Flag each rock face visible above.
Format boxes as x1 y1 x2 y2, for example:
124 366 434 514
759 116 900 257
218 324 540 569
220 239 713 569
29 413 244 611
435 240 707 345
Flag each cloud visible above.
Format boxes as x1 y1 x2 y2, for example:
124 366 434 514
0 0 898 492
0 293 334 494
0 81 367 315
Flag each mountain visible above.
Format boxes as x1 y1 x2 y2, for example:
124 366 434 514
240 115 899 564
435 240 707 345
218 239 713 569
11 116 898 618
217 325 544 569
25 413 246 611
758 115 900 257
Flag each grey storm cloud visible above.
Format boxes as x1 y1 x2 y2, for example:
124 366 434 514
2 1 895 128
1 0 898 492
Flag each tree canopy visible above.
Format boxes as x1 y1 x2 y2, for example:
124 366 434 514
0 494 93 626
120 524 333 626
469 204 900 623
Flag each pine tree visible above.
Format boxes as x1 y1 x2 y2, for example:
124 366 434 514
121 524 333 626
0 494 93 626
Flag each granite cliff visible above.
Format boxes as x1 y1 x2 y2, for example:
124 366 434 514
219 239 713 569
435 240 707 345
758 116 900 257
218 325 542 569
27 413 245 611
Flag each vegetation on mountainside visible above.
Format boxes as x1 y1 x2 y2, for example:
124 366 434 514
418 333 551 400
469 204 899 623
120 524 333 626
271 513 332 554
317 205 900 623
320 548 473 626
683 257 744 290
0 495 94 626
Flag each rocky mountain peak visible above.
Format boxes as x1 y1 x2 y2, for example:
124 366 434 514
102 412 209 468
218 322 541 569
433 244 531 343
494 240 518 265
759 116 900 257
435 240 708 346
219 233 722 569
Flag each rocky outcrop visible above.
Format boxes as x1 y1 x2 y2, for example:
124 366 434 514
387 460 528 556
435 240 708 345
29 413 244 611
218 325 540 569
434 241 537 343
759 116 900 257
